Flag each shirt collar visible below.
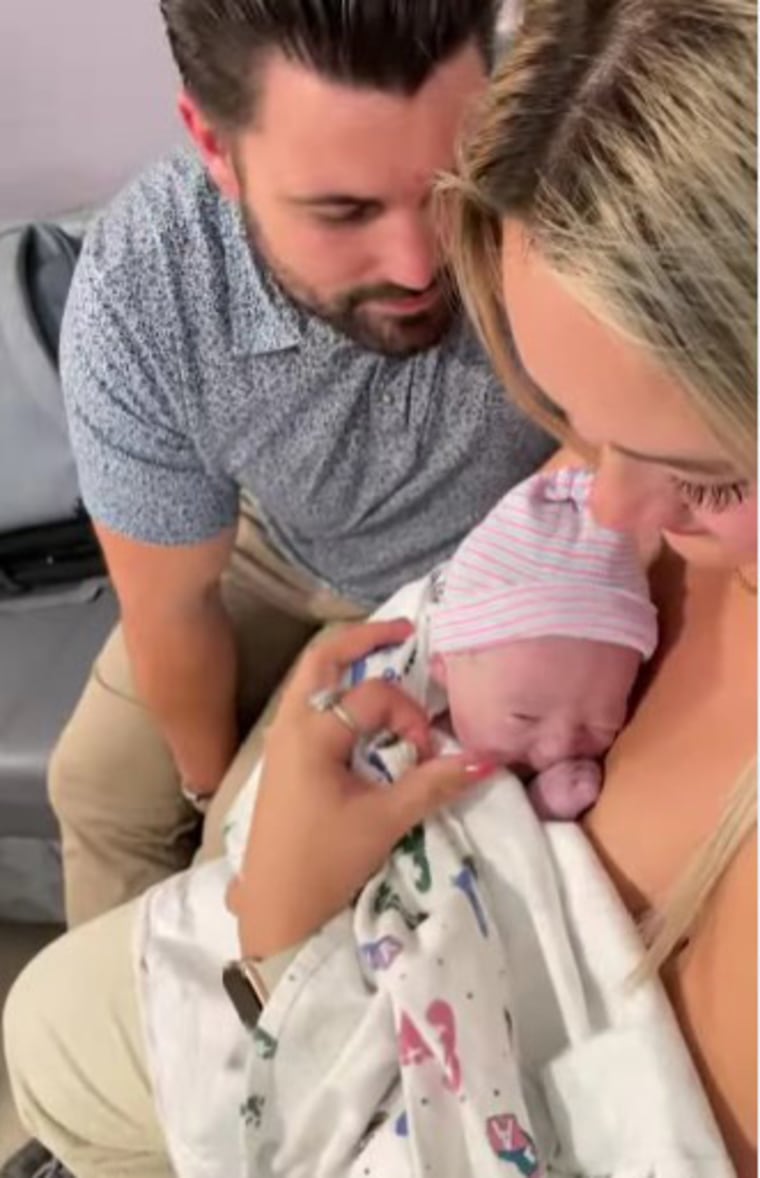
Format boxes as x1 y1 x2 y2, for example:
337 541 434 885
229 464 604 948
223 202 303 357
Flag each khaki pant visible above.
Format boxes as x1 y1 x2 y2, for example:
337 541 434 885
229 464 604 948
49 497 364 926
4 899 172 1178
4 505 365 1176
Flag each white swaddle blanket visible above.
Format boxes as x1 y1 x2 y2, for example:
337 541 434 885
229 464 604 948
228 772 734 1178
137 576 734 1178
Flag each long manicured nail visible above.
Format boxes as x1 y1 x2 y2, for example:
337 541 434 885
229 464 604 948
464 758 501 782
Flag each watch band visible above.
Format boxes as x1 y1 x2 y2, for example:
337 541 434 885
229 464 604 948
222 943 302 1032
222 958 267 1032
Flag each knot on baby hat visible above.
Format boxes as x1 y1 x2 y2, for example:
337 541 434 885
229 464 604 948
430 468 658 659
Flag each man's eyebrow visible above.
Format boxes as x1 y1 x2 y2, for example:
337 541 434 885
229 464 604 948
287 194 381 209
611 443 735 477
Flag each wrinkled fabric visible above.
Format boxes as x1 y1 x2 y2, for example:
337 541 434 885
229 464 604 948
137 576 733 1178
234 772 733 1178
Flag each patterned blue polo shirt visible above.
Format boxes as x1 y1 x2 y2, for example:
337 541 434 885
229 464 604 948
60 149 553 607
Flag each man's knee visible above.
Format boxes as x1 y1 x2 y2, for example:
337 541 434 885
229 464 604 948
47 623 153 823
47 668 179 833
47 721 82 824
47 706 122 832
48 665 196 927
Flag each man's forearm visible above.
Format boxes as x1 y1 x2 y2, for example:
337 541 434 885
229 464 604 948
123 593 239 794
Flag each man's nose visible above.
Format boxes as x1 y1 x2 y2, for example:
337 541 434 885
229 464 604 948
589 450 685 534
377 209 438 293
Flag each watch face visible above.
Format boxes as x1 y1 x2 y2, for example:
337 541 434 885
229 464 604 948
223 962 264 1032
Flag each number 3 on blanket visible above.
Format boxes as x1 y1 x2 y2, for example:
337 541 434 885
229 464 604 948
398 1001 462 1093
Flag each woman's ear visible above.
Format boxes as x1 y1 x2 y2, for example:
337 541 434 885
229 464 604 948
430 653 448 687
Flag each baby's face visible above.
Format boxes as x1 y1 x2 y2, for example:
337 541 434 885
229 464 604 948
440 637 641 773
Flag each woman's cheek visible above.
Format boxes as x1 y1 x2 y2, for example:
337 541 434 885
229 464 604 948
695 492 757 561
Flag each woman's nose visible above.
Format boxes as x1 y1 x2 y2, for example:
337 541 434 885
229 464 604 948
589 451 685 534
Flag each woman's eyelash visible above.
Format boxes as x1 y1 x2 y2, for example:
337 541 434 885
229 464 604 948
674 478 750 512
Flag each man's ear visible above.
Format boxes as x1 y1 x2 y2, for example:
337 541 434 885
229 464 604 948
430 653 448 688
178 92 241 202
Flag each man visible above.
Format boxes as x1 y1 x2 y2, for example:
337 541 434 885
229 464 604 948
49 0 553 930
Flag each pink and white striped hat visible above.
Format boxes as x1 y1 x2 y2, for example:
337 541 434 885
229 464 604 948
430 468 658 659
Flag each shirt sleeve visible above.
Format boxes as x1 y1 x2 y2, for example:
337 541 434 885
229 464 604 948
60 244 239 546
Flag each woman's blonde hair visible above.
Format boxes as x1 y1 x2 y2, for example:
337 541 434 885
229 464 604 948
439 0 757 969
440 0 757 475
637 765 757 979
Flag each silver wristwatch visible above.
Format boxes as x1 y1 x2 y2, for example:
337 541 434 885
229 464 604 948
222 958 267 1031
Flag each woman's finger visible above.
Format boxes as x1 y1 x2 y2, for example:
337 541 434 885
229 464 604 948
372 752 500 834
289 618 415 699
308 677 433 761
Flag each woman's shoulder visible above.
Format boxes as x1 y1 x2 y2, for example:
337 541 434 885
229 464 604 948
667 828 757 1173
586 548 757 1169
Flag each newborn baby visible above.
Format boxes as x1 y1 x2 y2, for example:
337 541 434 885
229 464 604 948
428 467 658 819
224 468 659 881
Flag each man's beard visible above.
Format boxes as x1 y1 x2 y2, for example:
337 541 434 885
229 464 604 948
242 211 459 357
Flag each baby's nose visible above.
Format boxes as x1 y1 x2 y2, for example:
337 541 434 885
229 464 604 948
533 725 584 767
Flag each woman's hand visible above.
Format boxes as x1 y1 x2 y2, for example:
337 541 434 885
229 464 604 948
227 619 497 959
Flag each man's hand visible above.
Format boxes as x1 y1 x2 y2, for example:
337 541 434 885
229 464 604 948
96 523 239 797
228 620 498 959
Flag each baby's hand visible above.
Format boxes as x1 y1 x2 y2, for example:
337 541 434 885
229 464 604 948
528 758 602 821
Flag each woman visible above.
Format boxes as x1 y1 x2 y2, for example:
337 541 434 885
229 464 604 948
440 0 757 1164
5 0 756 1174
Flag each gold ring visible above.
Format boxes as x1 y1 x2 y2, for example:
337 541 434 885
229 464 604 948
308 687 363 737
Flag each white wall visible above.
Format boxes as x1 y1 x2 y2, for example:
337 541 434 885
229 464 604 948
0 0 181 222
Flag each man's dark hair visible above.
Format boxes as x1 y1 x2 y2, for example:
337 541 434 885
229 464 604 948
159 0 498 126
